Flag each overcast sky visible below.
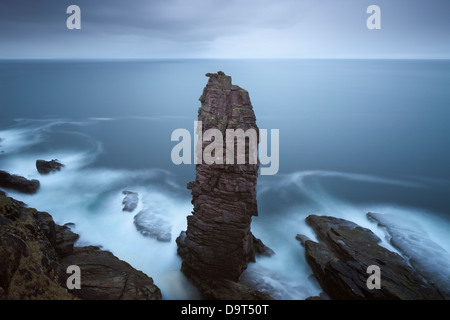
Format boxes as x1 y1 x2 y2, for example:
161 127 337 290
1 0 449 59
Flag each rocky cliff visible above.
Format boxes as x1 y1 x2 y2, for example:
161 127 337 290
0 192 161 300
176 72 272 299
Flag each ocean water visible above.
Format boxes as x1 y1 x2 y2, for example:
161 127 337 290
1 59 450 299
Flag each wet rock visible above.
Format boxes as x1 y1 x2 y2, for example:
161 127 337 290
368 212 450 299
0 192 162 300
60 246 162 300
297 215 443 300
0 194 72 299
122 191 139 212
36 159 64 174
176 72 271 299
0 170 40 194
134 208 171 242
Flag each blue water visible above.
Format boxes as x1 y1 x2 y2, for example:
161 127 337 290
1 59 450 299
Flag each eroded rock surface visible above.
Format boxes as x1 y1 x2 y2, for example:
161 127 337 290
176 72 271 299
0 192 161 300
297 215 443 300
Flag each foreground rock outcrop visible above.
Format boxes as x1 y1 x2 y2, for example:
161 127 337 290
0 170 40 194
297 215 444 300
368 212 450 299
61 246 161 300
0 192 161 300
176 72 271 299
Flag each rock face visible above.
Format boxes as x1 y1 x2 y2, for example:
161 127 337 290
0 192 161 300
0 170 40 194
297 215 443 300
176 72 271 299
122 191 139 212
36 159 64 174
367 212 450 299
61 246 162 300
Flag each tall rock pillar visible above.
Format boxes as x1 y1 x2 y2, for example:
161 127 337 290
177 72 264 292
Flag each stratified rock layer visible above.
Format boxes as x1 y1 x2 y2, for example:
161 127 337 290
177 72 270 299
297 215 443 300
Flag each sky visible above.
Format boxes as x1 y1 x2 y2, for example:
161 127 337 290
0 0 449 59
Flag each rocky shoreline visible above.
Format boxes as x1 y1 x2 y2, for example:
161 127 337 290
297 215 447 300
0 191 161 300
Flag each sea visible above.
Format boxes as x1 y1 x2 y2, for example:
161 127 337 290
1 59 450 299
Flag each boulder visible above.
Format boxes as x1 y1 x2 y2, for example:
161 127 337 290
0 170 40 194
60 246 162 300
36 159 64 174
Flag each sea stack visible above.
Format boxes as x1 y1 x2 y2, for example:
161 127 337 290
176 72 269 299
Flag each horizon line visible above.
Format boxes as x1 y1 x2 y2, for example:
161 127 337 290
1 57 450 61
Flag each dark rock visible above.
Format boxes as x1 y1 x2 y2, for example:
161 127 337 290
0 170 40 194
251 235 275 258
122 190 139 212
0 192 162 300
36 159 64 174
60 246 162 300
297 215 443 300
367 212 450 299
295 234 311 246
55 224 79 257
133 208 171 242
0 194 72 299
176 72 271 299
190 277 273 300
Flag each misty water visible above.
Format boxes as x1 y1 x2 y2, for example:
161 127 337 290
1 59 450 299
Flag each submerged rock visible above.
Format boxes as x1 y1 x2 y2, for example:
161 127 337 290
368 212 450 299
122 190 139 212
134 208 171 242
297 215 443 300
176 72 272 299
0 170 40 194
0 192 162 300
36 159 64 174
